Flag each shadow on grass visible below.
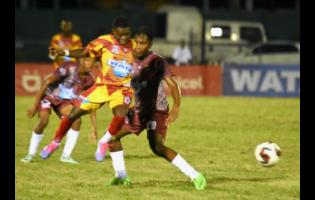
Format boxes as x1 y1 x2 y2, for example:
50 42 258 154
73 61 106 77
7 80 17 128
209 176 281 183
80 154 157 162
131 176 282 191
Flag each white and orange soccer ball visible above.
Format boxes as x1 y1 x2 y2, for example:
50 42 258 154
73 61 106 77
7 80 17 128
254 142 281 167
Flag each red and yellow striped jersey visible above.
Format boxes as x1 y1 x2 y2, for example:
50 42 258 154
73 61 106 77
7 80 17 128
85 34 135 87
49 33 83 69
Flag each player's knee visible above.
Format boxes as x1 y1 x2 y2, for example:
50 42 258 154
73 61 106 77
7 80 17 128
68 107 85 121
150 144 165 157
71 118 81 130
113 105 129 116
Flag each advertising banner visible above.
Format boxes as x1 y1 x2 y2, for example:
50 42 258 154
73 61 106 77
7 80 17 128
223 64 300 97
16 63 223 96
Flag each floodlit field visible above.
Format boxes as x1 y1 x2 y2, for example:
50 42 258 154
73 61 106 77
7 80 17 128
15 96 300 200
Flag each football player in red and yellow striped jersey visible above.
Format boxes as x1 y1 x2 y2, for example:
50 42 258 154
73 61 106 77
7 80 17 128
49 20 83 69
41 17 136 161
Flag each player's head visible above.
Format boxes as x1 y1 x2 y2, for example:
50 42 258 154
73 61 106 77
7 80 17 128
133 26 154 58
60 20 72 35
112 16 131 45
78 57 95 73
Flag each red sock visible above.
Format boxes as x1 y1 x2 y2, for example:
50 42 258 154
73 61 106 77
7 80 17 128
54 116 73 142
108 115 125 136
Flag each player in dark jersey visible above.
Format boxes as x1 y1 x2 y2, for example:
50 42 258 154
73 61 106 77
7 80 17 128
102 27 206 190
21 57 96 164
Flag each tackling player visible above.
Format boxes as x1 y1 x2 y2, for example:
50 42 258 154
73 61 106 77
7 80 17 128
21 57 96 164
104 27 207 190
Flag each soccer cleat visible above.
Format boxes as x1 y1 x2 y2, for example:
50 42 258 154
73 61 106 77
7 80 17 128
60 156 80 164
110 176 131 186
192 173 207 190
95 142 109 162
40 141 60 159
21 154 34 163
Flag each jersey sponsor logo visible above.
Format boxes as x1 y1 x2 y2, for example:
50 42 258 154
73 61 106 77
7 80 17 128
111 45 119 54
147 121 157 130
108 59 132 77
58 84 77 99
124 96 131 105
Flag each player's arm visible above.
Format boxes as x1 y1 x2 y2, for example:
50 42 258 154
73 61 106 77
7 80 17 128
49 47 87 58
49 37 102 59
26 73 60 118
89 111 98 142
164 76 181 125
48 36 60 60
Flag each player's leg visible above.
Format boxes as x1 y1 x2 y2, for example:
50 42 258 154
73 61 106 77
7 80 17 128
147 129 177 161
147 116 206 190
40 105 87 160
59 104 82 164
95 90 132 161
147 131 206 190
41 84 105 160
107 128 132 185
21 109 50 163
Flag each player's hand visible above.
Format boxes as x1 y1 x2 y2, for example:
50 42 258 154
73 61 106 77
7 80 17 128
49 47 65 57
26 105 38 118
166 106 180 126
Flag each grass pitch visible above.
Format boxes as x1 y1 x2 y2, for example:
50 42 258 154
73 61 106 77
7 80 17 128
15 96 300 200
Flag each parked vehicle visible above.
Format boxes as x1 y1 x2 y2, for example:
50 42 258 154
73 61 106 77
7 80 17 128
224 40 300 65
152 5 268 64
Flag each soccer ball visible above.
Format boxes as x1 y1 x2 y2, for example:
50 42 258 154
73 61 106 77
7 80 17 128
254 142 281 167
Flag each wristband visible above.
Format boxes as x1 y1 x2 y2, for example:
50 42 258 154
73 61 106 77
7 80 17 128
64 49 70 56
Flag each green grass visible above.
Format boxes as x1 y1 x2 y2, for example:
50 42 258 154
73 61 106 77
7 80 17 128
15 96 300 200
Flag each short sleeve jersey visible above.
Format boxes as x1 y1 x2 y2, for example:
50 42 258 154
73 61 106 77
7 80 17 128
46 61 94 100
131 52 173 112
85 34 135 87
50 33 82 51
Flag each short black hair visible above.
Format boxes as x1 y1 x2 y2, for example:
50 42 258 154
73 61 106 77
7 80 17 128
112 16 130 28
134 26 154 42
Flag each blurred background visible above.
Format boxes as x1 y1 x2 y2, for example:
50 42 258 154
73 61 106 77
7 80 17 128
15 0 299 64
15 0 300 97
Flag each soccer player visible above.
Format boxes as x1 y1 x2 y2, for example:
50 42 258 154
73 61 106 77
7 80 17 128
49 20 83 69
104 28 207 190
40 16 135 160
21 57 96 164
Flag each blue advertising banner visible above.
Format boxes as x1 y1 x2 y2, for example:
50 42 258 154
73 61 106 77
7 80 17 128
223 64 300 97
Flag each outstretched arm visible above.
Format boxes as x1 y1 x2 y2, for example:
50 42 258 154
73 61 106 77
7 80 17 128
26 73 59 118
164 76 181 125
48 47 89 58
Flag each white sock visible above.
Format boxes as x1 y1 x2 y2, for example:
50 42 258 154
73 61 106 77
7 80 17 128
171 154 199 181
28 132 44 156
100 130 113 144
62 129 79 157
110 150 127 178
96 131 113 152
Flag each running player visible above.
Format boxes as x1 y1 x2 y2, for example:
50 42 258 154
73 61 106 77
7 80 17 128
40 16 135 160
21 57 96 164
105 27 207 190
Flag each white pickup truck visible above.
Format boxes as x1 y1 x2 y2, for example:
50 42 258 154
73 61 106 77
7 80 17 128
151 5 268 64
